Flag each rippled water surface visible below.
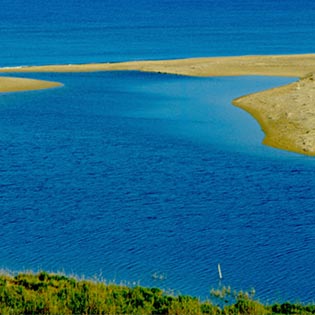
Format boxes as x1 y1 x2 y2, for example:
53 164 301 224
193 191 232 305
1 72 315 302
1 0 315 66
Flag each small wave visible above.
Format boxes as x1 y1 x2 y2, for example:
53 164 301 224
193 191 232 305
1 65 28 69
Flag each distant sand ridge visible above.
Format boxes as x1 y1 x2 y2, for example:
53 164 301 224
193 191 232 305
1 54 315 155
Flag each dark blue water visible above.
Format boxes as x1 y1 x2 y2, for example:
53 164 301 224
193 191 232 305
1 0 315 66
1 71 314 303
1 0 315 303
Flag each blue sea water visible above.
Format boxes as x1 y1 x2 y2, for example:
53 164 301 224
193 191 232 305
1 0 315 66
1 0 315 303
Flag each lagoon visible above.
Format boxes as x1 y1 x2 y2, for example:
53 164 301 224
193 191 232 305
1 71 315 302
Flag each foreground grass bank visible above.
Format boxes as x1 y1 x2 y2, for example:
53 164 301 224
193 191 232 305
0 272 314 314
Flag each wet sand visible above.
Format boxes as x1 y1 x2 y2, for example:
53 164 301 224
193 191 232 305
1 54 315 155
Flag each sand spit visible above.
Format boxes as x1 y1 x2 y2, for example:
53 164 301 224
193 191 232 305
233 73 315 155
1 54 315 77
0 76 62 93
1 54 315 155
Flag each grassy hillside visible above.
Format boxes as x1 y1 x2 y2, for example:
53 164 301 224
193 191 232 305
0 271 314 314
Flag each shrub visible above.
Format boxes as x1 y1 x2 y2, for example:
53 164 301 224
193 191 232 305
0 272 314 314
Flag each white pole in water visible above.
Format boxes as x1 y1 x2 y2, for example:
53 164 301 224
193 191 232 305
218 263 223 280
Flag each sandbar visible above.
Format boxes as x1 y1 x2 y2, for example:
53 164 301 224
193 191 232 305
1 54 315 155
1 54 315 77
0 76 62 93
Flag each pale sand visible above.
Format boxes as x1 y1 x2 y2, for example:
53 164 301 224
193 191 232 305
1 54 315 155
233 73 315 155
1 54 315 77
0 76 62 93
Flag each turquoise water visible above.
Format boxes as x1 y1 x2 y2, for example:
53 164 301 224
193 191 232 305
1 0 315 303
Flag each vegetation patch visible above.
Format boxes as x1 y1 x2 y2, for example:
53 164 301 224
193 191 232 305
0 271 313 314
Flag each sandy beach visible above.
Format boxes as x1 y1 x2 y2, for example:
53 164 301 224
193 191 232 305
1 54 315 155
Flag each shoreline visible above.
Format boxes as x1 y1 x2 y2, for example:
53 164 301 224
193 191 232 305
1 54 315 155
2 271 315 314
233 73 315 155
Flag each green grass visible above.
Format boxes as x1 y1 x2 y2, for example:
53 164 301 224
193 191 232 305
0 271 314 314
